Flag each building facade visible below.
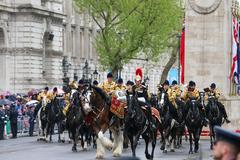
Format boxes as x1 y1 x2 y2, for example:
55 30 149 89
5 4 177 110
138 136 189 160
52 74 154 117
0 0 171 94
185 0 240 130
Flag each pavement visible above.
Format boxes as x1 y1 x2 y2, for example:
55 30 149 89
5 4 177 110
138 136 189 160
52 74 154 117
0 135 213 160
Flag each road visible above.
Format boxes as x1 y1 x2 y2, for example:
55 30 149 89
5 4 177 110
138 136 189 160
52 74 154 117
0 135 213 160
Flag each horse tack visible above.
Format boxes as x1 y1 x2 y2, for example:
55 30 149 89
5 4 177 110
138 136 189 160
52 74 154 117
110 95 126 119
141 106 161 124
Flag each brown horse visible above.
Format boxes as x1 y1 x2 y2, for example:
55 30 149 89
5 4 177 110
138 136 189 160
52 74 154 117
81 85 123 159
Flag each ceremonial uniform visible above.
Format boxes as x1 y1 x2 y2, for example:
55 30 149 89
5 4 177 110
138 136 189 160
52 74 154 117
63 81 78 115
182 81 207 126
37 91 52 103
115 84 126 91
100 81 116 95
204 84 230 123
182 88 200 102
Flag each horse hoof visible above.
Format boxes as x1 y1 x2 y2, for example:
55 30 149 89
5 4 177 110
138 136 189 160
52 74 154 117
113 152 121 157
194 149 198 153
61 140 65 143
163 150 167 153
145 153 151 159
58 139 61 143
96 153 104 159
170 149 175 152
160 145 165 150
72 147 77 152
68 141 71 144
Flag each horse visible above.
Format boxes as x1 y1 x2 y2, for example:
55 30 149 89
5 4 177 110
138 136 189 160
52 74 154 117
66 90 85 152
185 98 203 154
175 98 187 148
206 95 223 149
82 85 123 159
44 96 65 142
158 88 178 153
36 96 48 141
125 91 160 160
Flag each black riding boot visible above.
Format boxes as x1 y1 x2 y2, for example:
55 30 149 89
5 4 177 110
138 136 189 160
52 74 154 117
200 106 208 127
217 102 230 123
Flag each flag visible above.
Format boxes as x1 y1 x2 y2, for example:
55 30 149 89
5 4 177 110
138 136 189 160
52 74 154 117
180 27 185 84
230 18 239 84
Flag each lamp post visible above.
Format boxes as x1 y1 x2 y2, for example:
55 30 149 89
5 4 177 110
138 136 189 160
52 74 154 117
82 60 91 83
144 76 150 87
62 56 71 89
93 69 99 81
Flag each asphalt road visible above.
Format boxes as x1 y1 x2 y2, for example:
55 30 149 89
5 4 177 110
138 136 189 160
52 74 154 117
0 135 213 160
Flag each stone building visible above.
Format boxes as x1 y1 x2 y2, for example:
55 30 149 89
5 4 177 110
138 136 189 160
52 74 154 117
0 0 65 93
0 0 170 94
185 0 240 130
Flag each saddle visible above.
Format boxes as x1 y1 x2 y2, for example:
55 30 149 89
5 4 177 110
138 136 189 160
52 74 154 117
141 106 161 124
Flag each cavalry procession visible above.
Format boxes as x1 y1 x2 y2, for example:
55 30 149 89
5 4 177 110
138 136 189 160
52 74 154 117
1 68 239 160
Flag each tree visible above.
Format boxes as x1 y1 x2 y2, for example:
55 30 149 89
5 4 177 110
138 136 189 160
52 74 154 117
75 0 183 78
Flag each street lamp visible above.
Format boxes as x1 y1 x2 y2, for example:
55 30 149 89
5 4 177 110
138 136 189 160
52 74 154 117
62 56 71 89
144 76 150 87
93 69 99 80
82 60 91 83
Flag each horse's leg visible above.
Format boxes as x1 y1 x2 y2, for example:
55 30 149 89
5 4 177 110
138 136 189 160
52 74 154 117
96 138 105 159
112 128 123 157
150 130 157 160
194 128 201 153
97 129 113 151
210 125 213 150
189 131 193 154
143 134 151 159
170 130 176 152
128 135 135 157
71 126 77 152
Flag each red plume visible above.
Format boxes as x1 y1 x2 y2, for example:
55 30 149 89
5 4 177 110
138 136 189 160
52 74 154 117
135 68 143 79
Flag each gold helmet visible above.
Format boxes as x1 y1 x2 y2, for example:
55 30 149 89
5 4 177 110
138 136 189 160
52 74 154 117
69 81 78 89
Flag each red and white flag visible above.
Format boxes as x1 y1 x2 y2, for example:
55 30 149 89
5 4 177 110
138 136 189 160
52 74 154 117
230 17 239 83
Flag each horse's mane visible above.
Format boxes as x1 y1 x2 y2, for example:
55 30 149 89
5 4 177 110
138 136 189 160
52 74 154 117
91 86 109 102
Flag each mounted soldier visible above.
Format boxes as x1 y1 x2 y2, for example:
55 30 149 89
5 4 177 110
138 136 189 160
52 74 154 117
182 81 208 126
115 78 126 91
63 81 78 116
204 83 230 123
37 87 52 112
100 72 116 96
132 68 153 128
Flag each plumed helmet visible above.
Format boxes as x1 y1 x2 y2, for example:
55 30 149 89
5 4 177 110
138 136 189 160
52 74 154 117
135 68 143 81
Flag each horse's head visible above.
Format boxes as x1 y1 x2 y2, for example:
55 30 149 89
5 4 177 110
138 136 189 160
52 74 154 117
208 95 219 118
150 94 158 108
158 88 168 110
199 92 205 106
187 98 200 123
42 96 47 107
81 86 95 114
82 85 108 113
126 91 137 119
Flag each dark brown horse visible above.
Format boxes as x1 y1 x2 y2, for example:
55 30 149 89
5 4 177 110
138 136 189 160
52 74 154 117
82 85 123 159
